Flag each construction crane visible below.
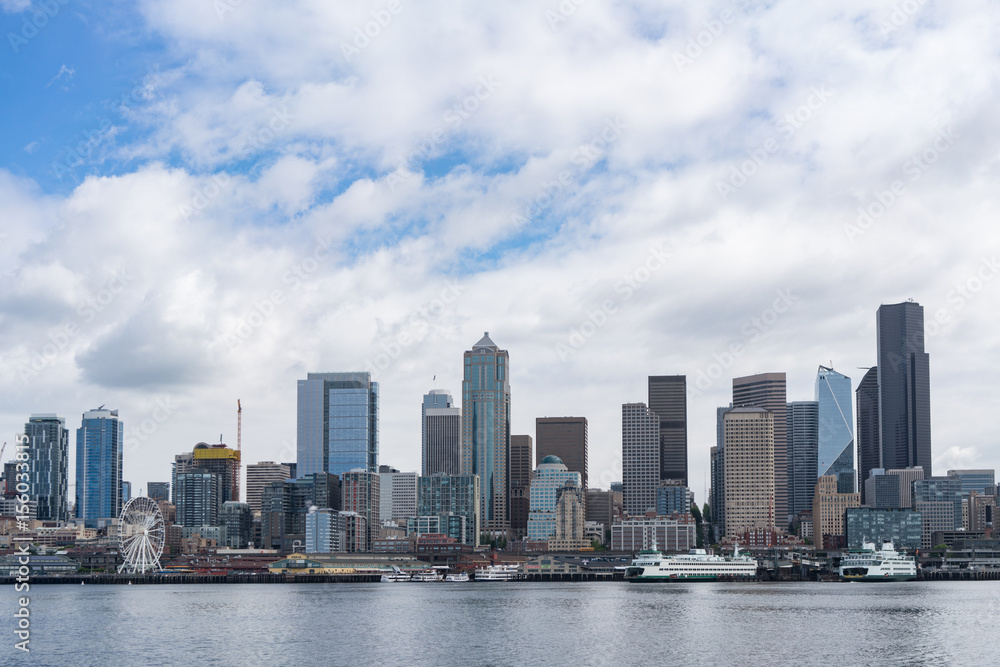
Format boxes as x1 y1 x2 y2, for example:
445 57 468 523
0 442 5 462
237 400 242 452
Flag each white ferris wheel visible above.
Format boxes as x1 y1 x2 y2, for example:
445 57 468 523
117 496 165 574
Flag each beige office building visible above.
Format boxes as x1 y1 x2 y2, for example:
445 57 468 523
723 407 775 537
813 475 860 548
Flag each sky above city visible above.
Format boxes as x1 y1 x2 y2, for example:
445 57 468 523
2 1 998 503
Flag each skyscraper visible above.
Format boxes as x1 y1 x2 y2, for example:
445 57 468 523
175 470 221 527
147 482 170 502
342 469 380 551
535 417 588 490
787 401 818 518
526 456 582 541
23 414 69 522
416 473 481 546
297 372 379 477
723 407 775 537
75 408 123 527
460 332 511 535
621 402 660 515
856 366 880 505
246 461 292 516
379 470 418 522
648 375 687 486
733 373 788 525
509 434 533 538
815 366 854 485
422 390 461 476
877 301 932 475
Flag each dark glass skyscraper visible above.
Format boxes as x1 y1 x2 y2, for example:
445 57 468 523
648 375 687 486
877 301 932 475
461 332 511 535
24 414 69 522
421 390 461 476
856 366 880 505
75 408 123 527
787 401 818 517
297 372 379 478
535 417 588 490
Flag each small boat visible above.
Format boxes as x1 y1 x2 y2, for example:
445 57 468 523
380 566 412 583
410 569 443 582
474 563 520 581
445 572 470 582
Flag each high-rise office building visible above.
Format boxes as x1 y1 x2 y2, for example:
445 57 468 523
220 501 252 548
297 372 379 478
947 469 996 498
787 401 819 518
422 390 461 476
863 469 901 509
887 467 925 507
733 373 788 525
147 482 170 503
877 301 932 474
23 414 69 522
621 403 660 515
709 405 729 532
342 470 380 551
460 332 511 535
856 366 880 505
175 470 222 527
174 443 241 505
75 408 123 527
509 435 533 538
648 375 687 486
246 462 292 516
379 471 418 522
550 480 588 551
912 477 962 548
121 481 132 504
526 456 582 542
816 366 854 484
416 473 481 546
261 473 341 551
535 417 588 490
723 407 775 537
812 475 860 549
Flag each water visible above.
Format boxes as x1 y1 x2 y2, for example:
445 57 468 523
10 581 999 666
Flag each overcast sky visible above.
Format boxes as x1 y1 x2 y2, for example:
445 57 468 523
2 1 998 505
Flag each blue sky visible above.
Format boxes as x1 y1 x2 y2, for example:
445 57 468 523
2 0 999 504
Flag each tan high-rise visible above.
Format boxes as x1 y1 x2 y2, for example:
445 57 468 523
723 407 775 537
733 373 788 527
813 475 860 548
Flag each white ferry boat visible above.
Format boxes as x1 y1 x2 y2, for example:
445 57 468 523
445 572 470 582
474 563 520 581
410 569 443 582
624 545 758 582
380 566 412 583
839 541 917 582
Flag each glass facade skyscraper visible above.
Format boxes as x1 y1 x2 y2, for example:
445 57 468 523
787 401 818 517
815 366 854 484
23 413 69 522
75 408 123 527
856 366 880 505
297 372 379 478
417 473 481 545
460 333 511 535
647 375 687 486
877 301 932 475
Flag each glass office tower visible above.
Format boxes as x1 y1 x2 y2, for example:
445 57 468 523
75 408 123 527
297 372 379 478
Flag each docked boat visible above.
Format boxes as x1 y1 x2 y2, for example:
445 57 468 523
624 545 758 582
380 566 412 583
445 572 470 582
839 541 917 582
474 563 520 581
410 569 443 582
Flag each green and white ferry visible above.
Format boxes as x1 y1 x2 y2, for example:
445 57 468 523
839 541 917 582
624 545 758 582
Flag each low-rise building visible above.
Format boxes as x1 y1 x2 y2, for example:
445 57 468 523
845 508 922 550
611 514 696 552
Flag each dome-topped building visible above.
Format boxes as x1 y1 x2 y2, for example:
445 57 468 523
539 455 564 465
